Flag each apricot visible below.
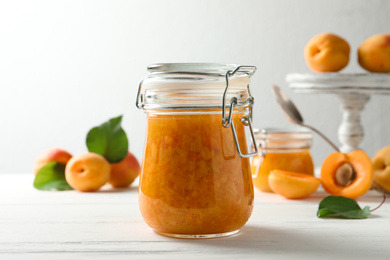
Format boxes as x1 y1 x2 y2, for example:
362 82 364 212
358 33 390 73
320 150 373 199
372 145 390 193
304 33 350 72
33 148 72 175
109 151 141 188
268 170 320 199
65 153 110 192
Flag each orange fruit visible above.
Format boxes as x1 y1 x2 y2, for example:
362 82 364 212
304 33 350 72
321 150 373 199
268 170 321 199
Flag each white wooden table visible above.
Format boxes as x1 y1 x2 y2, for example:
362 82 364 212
1 173 389 259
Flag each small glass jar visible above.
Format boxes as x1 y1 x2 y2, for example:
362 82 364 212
252 127 314 193
136 63 258 238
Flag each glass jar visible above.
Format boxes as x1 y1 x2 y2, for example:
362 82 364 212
136 63 258 238
252 127 314 193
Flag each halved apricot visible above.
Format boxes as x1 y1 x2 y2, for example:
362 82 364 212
268 170 321 199
320 150 373 199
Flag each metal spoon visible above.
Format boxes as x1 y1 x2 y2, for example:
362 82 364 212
272 84 340 152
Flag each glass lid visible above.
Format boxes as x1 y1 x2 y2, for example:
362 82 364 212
147 63 256 76
137 63 257 110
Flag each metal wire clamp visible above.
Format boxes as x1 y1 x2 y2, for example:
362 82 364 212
251 129 267 178
222 66 258 158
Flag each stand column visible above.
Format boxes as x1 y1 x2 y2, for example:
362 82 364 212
337 93 370 153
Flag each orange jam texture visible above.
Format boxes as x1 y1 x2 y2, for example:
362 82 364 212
139 111 254 235
252 150 314 193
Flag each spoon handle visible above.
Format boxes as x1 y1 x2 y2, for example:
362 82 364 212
300 123 340 153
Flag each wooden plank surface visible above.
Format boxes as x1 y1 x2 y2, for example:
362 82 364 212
0 173 389 259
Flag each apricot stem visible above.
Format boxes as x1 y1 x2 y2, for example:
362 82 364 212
371 193 386 213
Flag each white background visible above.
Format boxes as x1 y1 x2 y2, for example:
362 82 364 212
1 0 389 173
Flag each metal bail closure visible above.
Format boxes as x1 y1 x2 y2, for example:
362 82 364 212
222 65 258 158
136 75 148 109
251 129 267 178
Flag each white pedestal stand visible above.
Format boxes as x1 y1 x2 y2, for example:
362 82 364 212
286 73 390 153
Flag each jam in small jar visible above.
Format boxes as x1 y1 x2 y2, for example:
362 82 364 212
252 127 314 192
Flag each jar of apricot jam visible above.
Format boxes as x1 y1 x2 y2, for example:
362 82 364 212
252 127 314 193
136 63 258 238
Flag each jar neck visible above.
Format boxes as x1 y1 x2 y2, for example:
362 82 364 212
254 128 313 150
141 76 251 110
144 108 248 115
262 147 311 154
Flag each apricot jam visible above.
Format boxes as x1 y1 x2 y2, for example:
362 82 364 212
252 128 314 193
136 63 258 238
139 111 253 237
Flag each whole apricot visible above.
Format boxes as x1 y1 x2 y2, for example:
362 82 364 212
372 145 390 193
65 153 110 192
33 148 72 175
358 33 390 73
109 151 141 188
268 170 320 199
320 150 373 199
304 33 350 72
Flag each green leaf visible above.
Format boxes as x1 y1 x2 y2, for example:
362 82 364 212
34 162 73 191
86 115 128 163
317 196 370 219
